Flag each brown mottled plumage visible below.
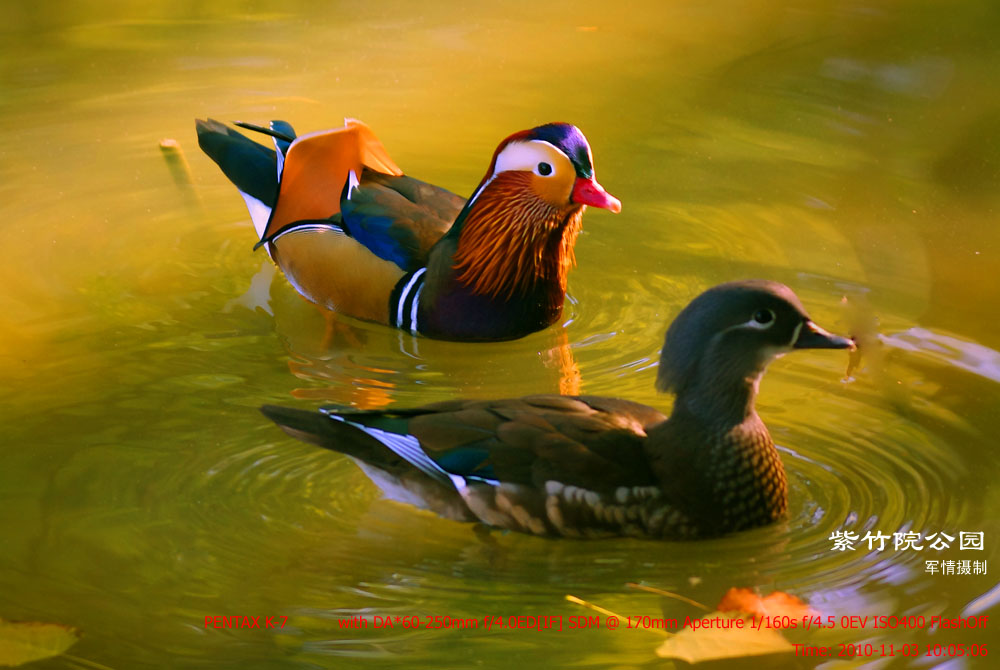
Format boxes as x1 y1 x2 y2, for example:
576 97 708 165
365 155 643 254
261 281 853 539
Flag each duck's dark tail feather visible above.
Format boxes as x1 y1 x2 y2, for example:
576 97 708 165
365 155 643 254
260 404 360 453
196 119 279 205
263 403 464 487
261 404 423 471
234 120 296 146
196 118 298 240
261 405 475 520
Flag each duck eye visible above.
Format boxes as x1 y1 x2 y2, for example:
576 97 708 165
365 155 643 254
536 162 553 176
752 309 775 326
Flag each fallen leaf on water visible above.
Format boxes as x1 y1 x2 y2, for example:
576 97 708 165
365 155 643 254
0 618 79 667
655 612 794 662
717 587 816 620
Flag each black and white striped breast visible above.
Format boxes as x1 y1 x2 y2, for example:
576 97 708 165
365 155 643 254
389 268 427 334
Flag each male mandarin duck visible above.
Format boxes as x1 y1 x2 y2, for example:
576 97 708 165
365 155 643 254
261 281 854 539
195 118 621 341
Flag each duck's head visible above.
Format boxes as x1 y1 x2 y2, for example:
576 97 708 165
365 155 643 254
446 124 620 302
656 280 854 404
465 123 621 214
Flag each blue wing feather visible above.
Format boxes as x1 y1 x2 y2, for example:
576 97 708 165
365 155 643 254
339 170 464 271
434 447 495 479
340 201 420 269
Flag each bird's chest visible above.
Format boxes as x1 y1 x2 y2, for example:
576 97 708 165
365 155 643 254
709 435 788 533
419 281 563 341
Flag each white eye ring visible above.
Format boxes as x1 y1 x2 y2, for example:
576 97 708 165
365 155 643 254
492 140 567 177
748 309 776 329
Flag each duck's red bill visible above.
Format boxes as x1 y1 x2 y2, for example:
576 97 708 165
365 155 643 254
572 177 622 213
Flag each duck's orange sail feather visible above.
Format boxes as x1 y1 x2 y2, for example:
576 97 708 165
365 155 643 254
265 119 403 239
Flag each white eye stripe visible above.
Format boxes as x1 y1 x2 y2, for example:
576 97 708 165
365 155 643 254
748 309 776 330
492 139 568 177
735 319 773 331
724 310 777 333
465 139 569 208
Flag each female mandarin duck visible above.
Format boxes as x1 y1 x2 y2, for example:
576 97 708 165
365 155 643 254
261 281 854 539
195 118 621 341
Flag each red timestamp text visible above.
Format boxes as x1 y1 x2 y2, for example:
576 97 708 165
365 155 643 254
794 643 988 658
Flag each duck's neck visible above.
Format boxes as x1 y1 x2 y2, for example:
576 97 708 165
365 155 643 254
675 356 766 430
417 175 584 340
649 361 788 536
450 174 583 303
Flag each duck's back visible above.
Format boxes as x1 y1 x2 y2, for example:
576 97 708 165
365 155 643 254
340 169 465 271
197 118 466 322
262 395 668 536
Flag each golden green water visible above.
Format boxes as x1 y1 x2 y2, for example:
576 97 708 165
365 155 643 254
3 1 999 667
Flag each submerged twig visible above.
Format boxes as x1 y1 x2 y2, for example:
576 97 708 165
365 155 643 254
626 582 710 611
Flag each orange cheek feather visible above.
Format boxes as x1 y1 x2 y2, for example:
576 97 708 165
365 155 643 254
530 170 575 207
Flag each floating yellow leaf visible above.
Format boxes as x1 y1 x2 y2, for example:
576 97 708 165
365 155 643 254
0 619 79 667
655 612 793 663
